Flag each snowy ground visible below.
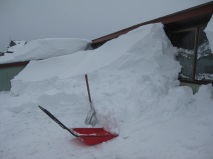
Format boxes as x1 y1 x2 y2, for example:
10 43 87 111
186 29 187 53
0 22 213 159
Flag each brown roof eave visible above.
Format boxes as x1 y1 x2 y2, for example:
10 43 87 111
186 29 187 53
92 1 213 45
0 61 29 68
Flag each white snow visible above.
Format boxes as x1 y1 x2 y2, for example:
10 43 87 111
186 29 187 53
205 15 213 52
0 22 213 159
0 38 91 64
7 41 27 53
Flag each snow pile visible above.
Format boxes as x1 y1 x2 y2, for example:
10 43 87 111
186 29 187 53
1 23 213 159
12 23 180 83
205 15 213 51
0 38 91 64
7 41 27 53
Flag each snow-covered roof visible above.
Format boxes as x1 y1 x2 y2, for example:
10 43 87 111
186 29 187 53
7 40 27 53
0 38 91 64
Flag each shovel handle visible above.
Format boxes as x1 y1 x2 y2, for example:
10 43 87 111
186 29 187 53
85 74 92 103
38 105 78 137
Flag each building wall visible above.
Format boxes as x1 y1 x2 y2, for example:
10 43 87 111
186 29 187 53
0 65 26 91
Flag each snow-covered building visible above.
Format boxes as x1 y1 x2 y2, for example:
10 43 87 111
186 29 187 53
0 41 28 91
92 1 213 93
0 2 212 92
0 39 91 91
1 3 213 158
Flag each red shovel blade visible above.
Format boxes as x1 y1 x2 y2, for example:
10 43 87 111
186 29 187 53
71 128 118 145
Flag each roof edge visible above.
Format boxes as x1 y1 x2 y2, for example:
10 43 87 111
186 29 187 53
92 1 213 45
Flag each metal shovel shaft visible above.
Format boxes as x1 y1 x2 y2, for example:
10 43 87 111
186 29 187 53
85 74 98 126
38 105 78 137
85 74 92 104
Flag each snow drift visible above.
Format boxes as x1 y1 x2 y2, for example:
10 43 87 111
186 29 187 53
12 23 180 84
1 22 213 159
0 38 91 64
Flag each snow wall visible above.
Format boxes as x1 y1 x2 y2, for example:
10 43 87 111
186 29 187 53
12 23 181 97
12 23 183 129
11 22 213 127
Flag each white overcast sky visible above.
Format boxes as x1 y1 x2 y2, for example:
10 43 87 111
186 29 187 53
0 0 211 51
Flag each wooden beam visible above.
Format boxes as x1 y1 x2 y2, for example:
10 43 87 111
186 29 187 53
0 61 29 68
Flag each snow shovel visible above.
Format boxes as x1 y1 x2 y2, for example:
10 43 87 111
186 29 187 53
84 74 98 126
38 105 118 145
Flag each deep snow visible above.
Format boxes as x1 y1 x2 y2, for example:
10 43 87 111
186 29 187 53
0 22 213 159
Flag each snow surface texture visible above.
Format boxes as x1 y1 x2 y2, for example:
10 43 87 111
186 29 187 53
0 38 91 64
1 23 213 159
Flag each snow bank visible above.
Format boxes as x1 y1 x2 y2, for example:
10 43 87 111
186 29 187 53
205 15 213 51
12 23 180 83
0 38 91 64
12 23 182 130
1 23 213 159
